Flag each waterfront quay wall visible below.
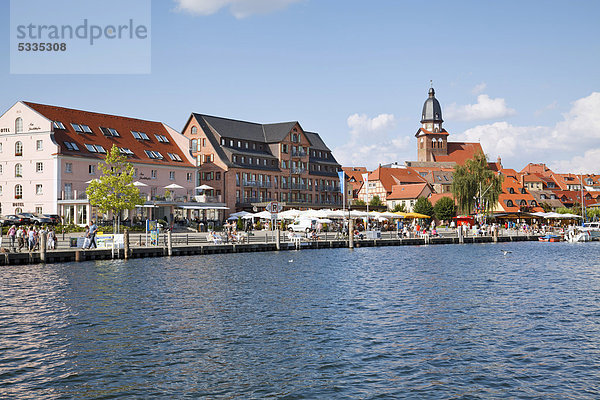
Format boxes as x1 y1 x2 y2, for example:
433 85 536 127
0 234 540 266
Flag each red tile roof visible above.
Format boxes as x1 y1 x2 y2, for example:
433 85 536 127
24 102 193 167
428 192 456 206
368 166 426 193
433 142 483 165
387 183 430 200
520 163 554 176
498 176 544 212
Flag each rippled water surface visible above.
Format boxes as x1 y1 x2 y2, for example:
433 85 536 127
2 242 600 399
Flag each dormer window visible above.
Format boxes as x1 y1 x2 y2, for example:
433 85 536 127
53 121 66 130
132 131 150 140
509 187 515 194
507 200 514 207
100 127 119 137
155 134 169 143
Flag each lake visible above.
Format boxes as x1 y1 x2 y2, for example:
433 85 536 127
1 242 600 399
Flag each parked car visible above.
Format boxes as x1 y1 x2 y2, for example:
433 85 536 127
42 214 61 225
15 213 35 225
32 214 53 225
0 214 29 226
288 218 317 233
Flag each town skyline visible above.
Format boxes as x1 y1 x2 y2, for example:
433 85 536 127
1 0 599 173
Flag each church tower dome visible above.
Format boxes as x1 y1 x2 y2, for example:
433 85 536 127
420 87 443 124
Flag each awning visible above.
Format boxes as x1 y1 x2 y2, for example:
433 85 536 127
135 204 157 208
178 205 229 210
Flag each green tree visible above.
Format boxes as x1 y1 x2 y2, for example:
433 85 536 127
392 203 407 212
354 199 366 206
86 145 145 229
540 202 553 212
433 196 457 221
451 151 503 215
556 206 573 214
369 195 384 207
413 197 434 217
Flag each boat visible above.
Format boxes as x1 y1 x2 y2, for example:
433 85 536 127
539 234 562 242
581 222 600 240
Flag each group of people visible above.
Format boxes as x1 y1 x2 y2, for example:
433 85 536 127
4 225 57 252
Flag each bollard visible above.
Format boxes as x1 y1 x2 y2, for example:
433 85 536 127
276 228 281 250
124 229 130 259
40 231 47 263
167 230 173 256
493 226 498 243
75 250 82 262
349 219 354 249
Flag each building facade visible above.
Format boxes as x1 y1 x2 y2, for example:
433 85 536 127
0 101 210 224
181 114 342 216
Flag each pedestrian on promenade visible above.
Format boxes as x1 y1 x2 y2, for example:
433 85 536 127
48 227 56 250
82 225 90 249
17 226 25 252
8 225 17 252
27 226 36 252
88 221 98 249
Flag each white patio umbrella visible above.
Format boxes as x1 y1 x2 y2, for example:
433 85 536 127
195 184 214 190
164 183 184 189
229 211 251 219
133 181 148 187
279 209 302 219
85 179 98 184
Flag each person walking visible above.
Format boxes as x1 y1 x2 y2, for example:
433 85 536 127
28 226 36 252
87 220 98 249
48 227 56 250
8 225 17 252
17 226 25 252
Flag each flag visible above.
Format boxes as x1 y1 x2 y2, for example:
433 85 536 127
337 171 345 194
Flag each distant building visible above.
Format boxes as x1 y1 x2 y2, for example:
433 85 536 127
356 165 426 206
180 114 342 216
406 87 484 168
387 183 432 212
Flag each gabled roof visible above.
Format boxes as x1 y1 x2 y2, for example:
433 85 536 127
428 192 456 206
414 127 449 137
520 163 554 176
498 176 543 212
388 183 430 200
23 101 193 167
368 166 426 193
193 114 266 142
433 142 483 165
263 122 298 142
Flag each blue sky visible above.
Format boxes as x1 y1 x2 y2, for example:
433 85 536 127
2 0 599 172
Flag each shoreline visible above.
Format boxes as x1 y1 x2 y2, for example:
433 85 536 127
0 234 545 266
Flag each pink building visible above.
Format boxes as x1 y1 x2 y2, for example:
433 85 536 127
0 101 222 225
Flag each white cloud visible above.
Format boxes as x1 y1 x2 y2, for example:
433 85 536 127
174 0 302 18
471 82 487 95
334 113 411 168
453 92 600 173
445 94 516 121
550 148 600 174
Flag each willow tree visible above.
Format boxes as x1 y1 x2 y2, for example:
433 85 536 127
451 152 503 215
86 145 145 231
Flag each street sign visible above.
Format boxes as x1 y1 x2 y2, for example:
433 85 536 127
265 201 283 213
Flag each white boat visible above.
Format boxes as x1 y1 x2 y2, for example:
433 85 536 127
566 222 599 242
582 222 600 240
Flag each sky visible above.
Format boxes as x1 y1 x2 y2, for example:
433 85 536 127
2 0 599 173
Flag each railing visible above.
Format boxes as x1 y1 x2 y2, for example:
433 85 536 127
291 168 306 174
242 180 272 188
292 149 306 157
237 197 273 205
317 185 341 192
194 194 222 203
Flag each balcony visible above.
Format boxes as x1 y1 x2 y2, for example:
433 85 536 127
291 149 306 157
317 185 341 192
194 194 222 203
236 197 273 205
242 180 272 188
291 167 307 174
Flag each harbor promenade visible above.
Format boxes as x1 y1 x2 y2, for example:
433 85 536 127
0 229 541 266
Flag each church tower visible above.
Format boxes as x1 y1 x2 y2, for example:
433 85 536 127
416 87 449 162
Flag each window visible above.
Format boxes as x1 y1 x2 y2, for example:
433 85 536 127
145 150 164 159
169 171 175 180
237 141 241 147
186 173 192 182
119 147 134 156
132 131 150 140
36 140 43 151
133 168 138 177
151 170 157 179
508 187 515 194
221 138 225 145
229 139 234 146
81 125 92 133
15 184 23 199
52 121 66 130
36 184 43 195
216 172 221 180
65 162 72 173
281 144 288 153
506 200 514 207
520 200 527 206
85 144 105 153
71 123 83 132
64 142 79 151
0 143 2 153
15 117 23 133
15 141 23 156
35 206 43 214
100 127 120 137
155 134 169 143
191 139 197 150
15 163 23 177
167 152 182 161
36 162 43 173
191 126 198 135
0 165 2 174
0 185 2 195
202 138 206 147
89 165 96 175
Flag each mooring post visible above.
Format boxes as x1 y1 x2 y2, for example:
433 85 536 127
40 231 47 263
493 225 498 243
349 219 354 249
276 228 281 250
124 229 130 259
167 230 173 256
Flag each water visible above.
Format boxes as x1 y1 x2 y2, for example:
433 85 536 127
1 242 600 399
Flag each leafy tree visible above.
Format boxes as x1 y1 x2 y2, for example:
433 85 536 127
354 199 366 206
86 145 145 228
433 196 457 221
587 208 600 221
540 202 553 212
392 203 407 212
556 206 573 214
413 197 434 217
369 195 384 207
451 151 503 215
